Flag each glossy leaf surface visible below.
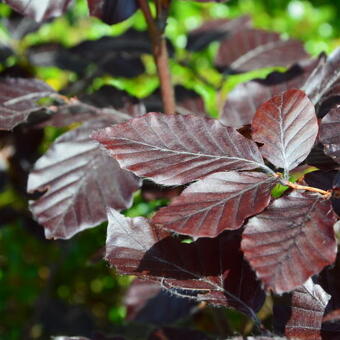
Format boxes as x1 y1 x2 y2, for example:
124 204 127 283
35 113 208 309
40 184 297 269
274 279 331 339
0 78 55 130
92 112 264 186
242 192 337 294
252 89 318 172
320 106 340 164
27 120 141 239
3 0 72 21
153 171 277 238
216 29 308 72
106 209 265 318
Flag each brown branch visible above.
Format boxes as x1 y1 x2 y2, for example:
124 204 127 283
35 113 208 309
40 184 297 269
281 180 332 199
137 0 175 114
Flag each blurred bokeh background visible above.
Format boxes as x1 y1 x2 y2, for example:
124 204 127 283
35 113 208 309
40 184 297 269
0 0 339 339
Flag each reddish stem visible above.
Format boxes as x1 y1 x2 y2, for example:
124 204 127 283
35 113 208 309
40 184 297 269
137 0 176 114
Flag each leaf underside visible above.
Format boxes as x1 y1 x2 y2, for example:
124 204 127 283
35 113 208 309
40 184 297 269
242 191 337 294
153 171 277 238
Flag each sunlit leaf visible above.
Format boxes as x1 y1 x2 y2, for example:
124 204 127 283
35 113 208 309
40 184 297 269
92 112 265 186
252 89 318 172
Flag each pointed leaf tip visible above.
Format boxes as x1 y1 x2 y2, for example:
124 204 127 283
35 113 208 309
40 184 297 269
252 89 318 172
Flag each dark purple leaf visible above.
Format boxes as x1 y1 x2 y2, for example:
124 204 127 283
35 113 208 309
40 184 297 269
106 209 265 318
305 143 339 170
273 279 331 340
215 29 308 73
252 89 318 172
242 191 337 294
92 112 265 186
186 16 251 52
27 120 141 239
46 85 145 127
0 78 56 130
124 279 197 325
320 106 340 164
153 171 277 238
303 48 340 112
275 282 332 339
87 0 138 25
27 34 147 79
220 58 321 128
3 0 72 21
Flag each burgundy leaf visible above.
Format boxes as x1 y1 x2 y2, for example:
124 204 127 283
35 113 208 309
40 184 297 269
153 171 277 238
273 279 331 340
320 106 340 164
3 0 72 22
27 120 141 239
242 191 337 294
221 58 321 128
106 209 265 318
215 29 308 72
92 112 265 186
252 89 318 172
87 0 138 25
303 48 340 109
186 16 251 52
0 78 56 130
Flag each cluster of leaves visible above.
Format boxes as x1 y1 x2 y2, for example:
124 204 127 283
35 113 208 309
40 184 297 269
1 0 340 339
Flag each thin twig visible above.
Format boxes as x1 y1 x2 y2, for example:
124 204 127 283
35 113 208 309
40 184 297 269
137 0 176 114
280 179 332 199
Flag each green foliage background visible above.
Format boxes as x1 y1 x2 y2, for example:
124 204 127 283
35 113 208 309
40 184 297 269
0 0 339 339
